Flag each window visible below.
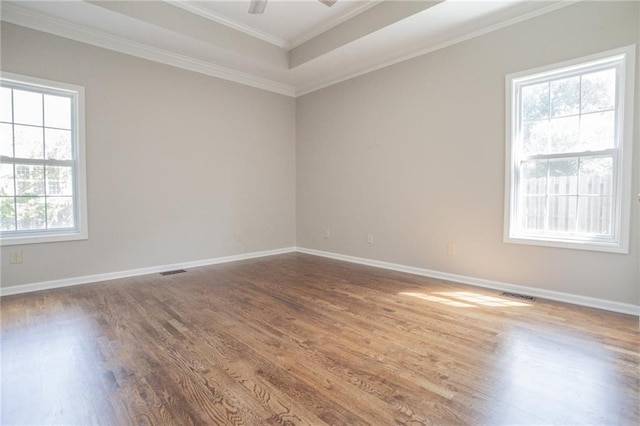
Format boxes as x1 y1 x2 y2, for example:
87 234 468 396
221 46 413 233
0 73 87 246
505 46 635 253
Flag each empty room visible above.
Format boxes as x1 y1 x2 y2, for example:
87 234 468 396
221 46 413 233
1 0 638 424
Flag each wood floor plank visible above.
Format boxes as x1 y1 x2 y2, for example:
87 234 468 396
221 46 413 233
1 253 638 425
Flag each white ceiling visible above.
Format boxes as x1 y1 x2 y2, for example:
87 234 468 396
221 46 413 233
1 0 574 97
172 0 380 48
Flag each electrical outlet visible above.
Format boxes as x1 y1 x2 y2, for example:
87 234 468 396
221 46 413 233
367 233 374 244
324 228 330 239
10 250 23 264
236 232 243 242
447 243 456 256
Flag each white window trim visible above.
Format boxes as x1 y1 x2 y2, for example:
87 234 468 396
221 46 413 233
504 45 635 254
0 72 88 246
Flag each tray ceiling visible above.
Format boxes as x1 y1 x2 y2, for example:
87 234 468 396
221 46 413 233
1 1 573 97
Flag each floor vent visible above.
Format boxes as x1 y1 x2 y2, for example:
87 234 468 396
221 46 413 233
160 269 187 276
501 292 536 301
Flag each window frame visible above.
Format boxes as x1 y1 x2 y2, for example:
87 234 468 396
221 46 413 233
0 72 88 246
504 45 635 254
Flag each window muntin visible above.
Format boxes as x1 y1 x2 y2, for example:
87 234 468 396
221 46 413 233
0 73 87 245
505 46 634 253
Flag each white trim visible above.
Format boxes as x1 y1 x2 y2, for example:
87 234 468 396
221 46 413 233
295 1 575 97
2 246 637 316
0 247 296 297
288 0 383 50
167 0 380 51
296 247 640 317
166 1 288 49
0 3 296 97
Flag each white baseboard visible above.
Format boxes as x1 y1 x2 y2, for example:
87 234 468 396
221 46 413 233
2 245 638 317
296 247 640 317
0 247 296 297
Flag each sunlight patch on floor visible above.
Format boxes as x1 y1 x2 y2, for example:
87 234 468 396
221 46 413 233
400 291 531 308
400 292 475 307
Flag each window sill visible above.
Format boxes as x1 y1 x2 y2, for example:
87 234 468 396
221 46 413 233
504 234 628 254
1 230 88 246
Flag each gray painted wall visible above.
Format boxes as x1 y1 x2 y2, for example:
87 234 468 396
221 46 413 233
1 23 296 286
296 1 640 305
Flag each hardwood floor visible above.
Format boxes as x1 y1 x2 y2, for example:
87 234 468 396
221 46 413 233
1 253 638 425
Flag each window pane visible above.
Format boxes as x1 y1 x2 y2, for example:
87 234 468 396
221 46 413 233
16 196 46 230
46 166 73 196
521 82 549 121
581 69 615 114
0 197 16 231
44 94 71 130
0 164 15 196
46 196 74 229
549 159 578 195
577 196 612 235
15 165 44 196
45 128 72 160
548 195 577 233
0 123 13 157
520 195 547 232
549 116 579 154
13 90 43 126
576 156 613 236
521 160 548 194
550 76 580 118
522 121 549 155
580 111 615 151
14 125 43 159
579 157 613 195
519 160 548 232
0 87 12 122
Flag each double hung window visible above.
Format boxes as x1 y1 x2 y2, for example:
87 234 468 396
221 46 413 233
505 46 635 253
0 73 87 246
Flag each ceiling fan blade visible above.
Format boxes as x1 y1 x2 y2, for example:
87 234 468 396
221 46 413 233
249 0 268 14
319 0 337 6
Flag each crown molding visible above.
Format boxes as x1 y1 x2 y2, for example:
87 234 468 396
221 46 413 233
1 2 296 97
288 0 382 50
166 0 289 49
2 0 581 99
167 0 381 51
295 0 577 97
